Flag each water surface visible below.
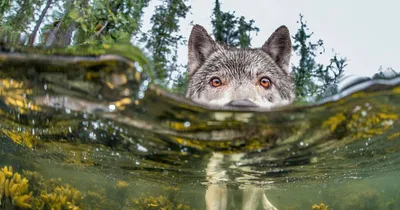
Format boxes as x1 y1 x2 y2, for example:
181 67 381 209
1 51 400 209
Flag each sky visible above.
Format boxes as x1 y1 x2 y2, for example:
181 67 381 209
141 0 400 78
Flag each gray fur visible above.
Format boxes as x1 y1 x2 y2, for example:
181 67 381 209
186 24 295 109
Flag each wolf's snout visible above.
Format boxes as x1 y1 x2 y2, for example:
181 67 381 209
226 99 258 107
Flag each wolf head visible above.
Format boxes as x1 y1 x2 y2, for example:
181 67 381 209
186 25 295 109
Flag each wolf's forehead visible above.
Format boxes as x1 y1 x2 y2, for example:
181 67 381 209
204 49 279 78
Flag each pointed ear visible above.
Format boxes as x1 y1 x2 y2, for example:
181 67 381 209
262 25 292 72
188 25 216 75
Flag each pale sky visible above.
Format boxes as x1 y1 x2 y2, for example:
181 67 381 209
141 0 400 78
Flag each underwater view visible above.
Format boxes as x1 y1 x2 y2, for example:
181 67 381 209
1 49 400 210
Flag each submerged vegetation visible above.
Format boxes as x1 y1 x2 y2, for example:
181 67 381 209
312 203 328 210
0 166 32 209
0 166 82 210
2 164 400 210
131 196 192 210
0 165 194 210
322 99 398 140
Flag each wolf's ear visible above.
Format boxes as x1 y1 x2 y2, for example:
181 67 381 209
188 25 216 75
262 25 292 73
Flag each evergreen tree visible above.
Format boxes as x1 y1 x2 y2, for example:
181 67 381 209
211 0 259 48
142 0 190 86
291 14 347 101
171 71 189 95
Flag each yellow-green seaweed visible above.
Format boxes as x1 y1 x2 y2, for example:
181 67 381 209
0 166 33 209
39 184 82 210
0 165 84 210
312 203 328 210
131 195 192 210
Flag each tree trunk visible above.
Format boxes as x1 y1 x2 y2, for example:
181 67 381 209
59 21 76 46
29 0 53 45
45 0 72 47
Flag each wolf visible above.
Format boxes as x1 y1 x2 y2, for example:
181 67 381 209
186 24 294 109
185 24 295 210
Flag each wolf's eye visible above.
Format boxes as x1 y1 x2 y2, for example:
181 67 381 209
210 77 222 87
259 77 271 89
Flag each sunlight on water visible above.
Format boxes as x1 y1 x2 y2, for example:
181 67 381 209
1 50 400 209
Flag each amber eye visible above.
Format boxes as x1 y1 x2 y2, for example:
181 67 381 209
210 77 222 87
259 77 271 89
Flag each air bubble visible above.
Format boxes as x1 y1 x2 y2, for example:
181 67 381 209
184 121 191 128
109 104 116 111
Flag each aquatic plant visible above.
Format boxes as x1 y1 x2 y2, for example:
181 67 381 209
85 189 120 210
312 203 328 210
0 165 85 210
0 166 33 209
131 195 192 210
39 184 82 210
1 129 36 149
322 100 398 140
85 190 105 209
341 190 381 210
116 180 129 191
22 170 45 196
385 198 396 210
115 180 129 208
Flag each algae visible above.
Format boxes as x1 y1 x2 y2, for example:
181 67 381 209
0 165 83 210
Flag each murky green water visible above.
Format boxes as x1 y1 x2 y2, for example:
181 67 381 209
1 50 400 210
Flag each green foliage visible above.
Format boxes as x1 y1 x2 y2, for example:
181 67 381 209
0 0 153 71
142 0 190 86
211 0 259 48
42 0 151 46
291 14 347 101
237 16 259 48
1 0 45 33
0 0 12 20
171 70 189 95
1 0 151 47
